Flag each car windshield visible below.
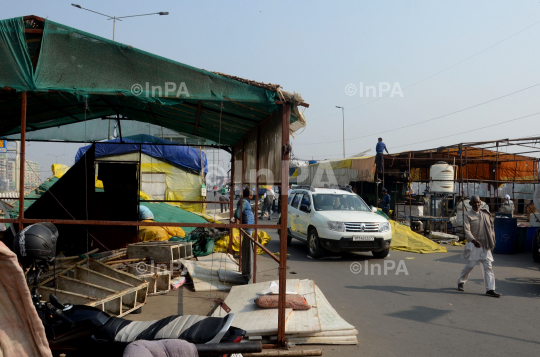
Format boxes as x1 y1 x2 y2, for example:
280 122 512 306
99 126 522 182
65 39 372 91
312 194 370 212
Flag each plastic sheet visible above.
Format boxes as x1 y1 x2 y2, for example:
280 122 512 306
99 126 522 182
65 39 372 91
389 220 447 254
138 219 186 242
75 135 207 174
214 229 271 255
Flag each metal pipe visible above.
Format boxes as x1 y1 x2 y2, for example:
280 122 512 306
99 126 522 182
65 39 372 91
137 143 142 243
240 228 280 263
18 93 27 231
0 218 279 229
278 103 290 347
229 147 235 254
254 126 261 283
239 139 246 272
196 342 262 355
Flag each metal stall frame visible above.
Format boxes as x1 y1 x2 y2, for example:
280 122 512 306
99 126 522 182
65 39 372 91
2 95 293 348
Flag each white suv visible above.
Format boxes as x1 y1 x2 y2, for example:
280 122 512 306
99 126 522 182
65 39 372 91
279 186 392 258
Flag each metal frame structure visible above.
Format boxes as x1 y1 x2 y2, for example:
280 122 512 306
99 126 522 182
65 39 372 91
0 15 311 348
0 90 296 349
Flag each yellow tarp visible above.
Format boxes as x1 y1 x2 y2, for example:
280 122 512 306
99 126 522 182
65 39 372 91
214 229 271 255
138 219 186 242
390 220 447 253
51 163 70 178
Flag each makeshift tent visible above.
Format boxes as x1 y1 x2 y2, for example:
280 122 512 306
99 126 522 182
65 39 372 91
75 135 208 175
74 135 208 212
8 176 210 235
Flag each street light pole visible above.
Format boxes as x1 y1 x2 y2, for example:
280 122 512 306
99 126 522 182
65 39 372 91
71 4 169 41
336 106 345 158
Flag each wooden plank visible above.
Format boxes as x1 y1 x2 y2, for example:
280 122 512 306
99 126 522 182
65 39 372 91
56 276 117 299
212 279 300 336
39 287 96 305
74 267 133 291
88 259 146 286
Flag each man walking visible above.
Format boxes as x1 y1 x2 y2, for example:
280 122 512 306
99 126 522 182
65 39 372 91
457 195 501 297
219 193 230 213
381 188 391 217
375 138 389 175
260 187 275 220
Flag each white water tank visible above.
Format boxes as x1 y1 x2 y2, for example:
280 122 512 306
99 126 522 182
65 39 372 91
429 162 454 193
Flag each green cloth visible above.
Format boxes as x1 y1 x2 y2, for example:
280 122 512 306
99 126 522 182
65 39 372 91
0 17 303 145
169 229 215 257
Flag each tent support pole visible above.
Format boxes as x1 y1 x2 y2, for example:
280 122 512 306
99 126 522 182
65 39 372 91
18 92 27 232
278 103 290 348
254 126 261 283
228 147 235 254
137 143 142 243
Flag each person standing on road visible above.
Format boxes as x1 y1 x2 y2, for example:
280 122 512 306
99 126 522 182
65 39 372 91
457 195 501 298
375 138 389 174
260 187 275 220
218 194 230 213
220 185 226 196
288 184 293 195
234 187 255 282
381 188 391 217
213 185 218 197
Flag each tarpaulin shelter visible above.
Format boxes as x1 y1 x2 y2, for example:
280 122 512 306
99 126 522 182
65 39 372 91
0 15 308 347
75 135 208 175
75 135 208 212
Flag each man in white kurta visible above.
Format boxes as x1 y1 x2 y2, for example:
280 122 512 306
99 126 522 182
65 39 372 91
457 195 501 297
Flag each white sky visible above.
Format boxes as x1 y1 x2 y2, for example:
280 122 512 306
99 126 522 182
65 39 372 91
4 0 540 180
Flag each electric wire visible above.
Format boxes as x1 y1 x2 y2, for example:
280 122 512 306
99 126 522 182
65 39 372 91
296 82 540 146
309 18 540 122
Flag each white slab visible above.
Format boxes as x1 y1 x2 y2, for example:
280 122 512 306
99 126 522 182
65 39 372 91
218 268 247 284
212 279 300 336
284 279 321 335
315 285 355 332
180 253 240 292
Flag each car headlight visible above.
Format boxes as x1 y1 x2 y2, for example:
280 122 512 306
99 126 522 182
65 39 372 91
327 221 346 232
379 222 390 233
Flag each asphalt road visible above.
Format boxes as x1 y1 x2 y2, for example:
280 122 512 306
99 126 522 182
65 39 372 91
253 215 540 357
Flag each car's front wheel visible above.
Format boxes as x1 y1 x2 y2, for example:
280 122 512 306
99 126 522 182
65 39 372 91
308 228 325 258
372 248 390 259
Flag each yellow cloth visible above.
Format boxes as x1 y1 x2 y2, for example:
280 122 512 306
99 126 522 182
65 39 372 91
390 220 447 254
138 219 186 242
51 163 70 178
214 229 271 255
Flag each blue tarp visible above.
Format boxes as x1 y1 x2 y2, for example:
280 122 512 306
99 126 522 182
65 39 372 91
75 134 208 174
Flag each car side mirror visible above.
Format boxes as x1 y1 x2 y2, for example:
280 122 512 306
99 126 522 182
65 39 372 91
371 207 378 213
300 204 311 213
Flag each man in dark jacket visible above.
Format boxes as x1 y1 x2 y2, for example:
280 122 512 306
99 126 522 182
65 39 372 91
375 138 389 174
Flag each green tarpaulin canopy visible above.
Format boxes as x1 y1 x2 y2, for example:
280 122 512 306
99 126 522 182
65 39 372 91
0 16 307 144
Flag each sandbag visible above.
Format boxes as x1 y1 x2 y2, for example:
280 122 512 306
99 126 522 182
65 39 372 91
254 294 311 310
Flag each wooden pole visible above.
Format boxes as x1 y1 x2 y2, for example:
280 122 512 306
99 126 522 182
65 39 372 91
18 92 27 232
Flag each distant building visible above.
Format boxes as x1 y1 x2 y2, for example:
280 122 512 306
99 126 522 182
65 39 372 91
0 155 40 192
25 160 40 190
